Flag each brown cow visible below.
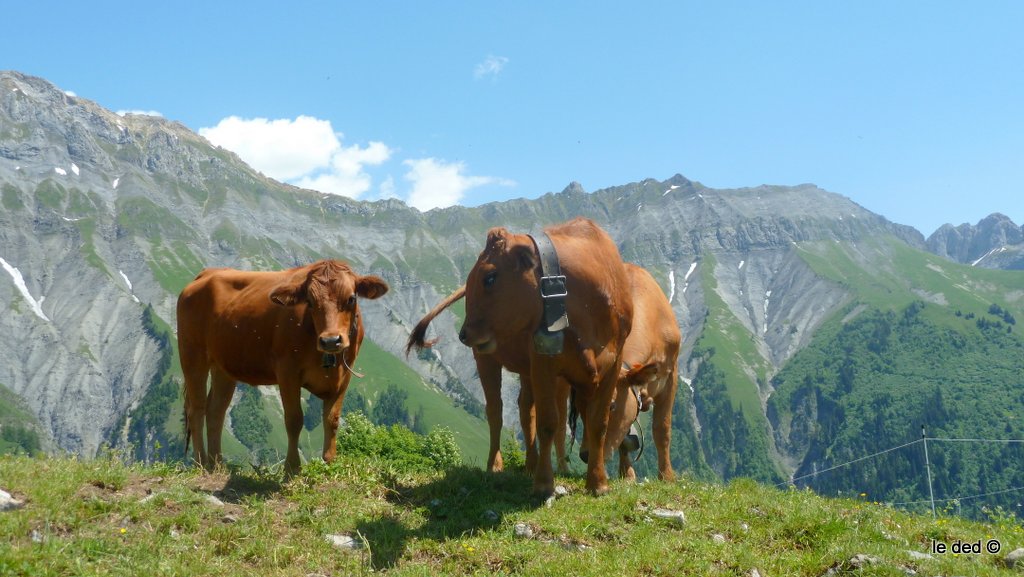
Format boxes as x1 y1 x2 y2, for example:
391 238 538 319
600 263 681 482
177 259 388 475
408 217 633 496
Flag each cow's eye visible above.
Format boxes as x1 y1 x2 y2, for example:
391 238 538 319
347 295 357 307
483 272 497 287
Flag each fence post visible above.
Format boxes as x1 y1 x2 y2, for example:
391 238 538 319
922 425 936 518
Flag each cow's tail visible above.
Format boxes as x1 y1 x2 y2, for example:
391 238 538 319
405 285 466 356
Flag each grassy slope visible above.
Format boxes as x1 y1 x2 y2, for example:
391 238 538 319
697 253 772 419
689 252 785 482
2 453 1022 576
768 235 1024 513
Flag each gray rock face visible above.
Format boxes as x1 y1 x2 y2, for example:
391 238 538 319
0 70 957 463
927 213 1024 268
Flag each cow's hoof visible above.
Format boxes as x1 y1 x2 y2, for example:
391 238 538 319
488 452 504 473
533 483 555 500
588 483 610 497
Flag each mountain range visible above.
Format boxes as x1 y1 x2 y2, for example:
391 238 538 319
2 71 1022 515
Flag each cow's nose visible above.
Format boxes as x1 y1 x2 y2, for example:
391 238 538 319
319 335 343 351
458 327 468 344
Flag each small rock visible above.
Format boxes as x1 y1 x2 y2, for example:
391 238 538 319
139 493 158 504
740 522 750 532
0 489 24 511
750 569 762 577
204 494 224 507
554 485 570 497
1004 548 1024 569
651 508 686 526
849 554 880 568
169 529 181 539
712 533 726 544
905 550 933 561
513 523 534 539
482 510 499 522
544 495 557 508
325 533 362 550
221 513 240 524
30 529 44 543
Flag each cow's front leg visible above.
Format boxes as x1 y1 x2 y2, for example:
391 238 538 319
280 384 304 477
477 354 505 472
321 375 350 463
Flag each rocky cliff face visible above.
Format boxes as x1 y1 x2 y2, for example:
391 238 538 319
0 71 972 472
927 213 1024 269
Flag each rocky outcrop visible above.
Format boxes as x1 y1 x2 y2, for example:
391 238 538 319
927 213 1024 267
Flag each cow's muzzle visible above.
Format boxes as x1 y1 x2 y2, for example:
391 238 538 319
459 326 497 354
318 335 346 354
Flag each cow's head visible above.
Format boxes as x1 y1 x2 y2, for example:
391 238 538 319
269 260 388 354
459 227 542 354
621 362 657 412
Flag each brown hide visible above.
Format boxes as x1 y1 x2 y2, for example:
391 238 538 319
177 259 388 475
602 263 681 482
459 217 633 496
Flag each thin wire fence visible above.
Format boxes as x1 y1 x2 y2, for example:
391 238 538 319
776 432 1024 520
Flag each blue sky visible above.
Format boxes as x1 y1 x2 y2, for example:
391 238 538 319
5 1 1022 234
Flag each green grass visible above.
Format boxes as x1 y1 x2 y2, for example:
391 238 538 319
2 183 25 210
796 236 1024 325
344 339 489 465
2 453 1022 576
148 242 205 295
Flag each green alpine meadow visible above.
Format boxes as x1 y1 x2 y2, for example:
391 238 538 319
2 70 1024 573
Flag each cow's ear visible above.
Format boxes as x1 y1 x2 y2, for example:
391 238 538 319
625 362 659 385
485 227 509 250
510 243 537 272
269 281 305 306
356 275 389 300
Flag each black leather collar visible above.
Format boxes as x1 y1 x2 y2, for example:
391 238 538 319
529 232 569 333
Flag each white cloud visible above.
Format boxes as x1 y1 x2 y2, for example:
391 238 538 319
404 158 513 211
474 55 509 80
378 175 398 200
199 116 391 198
116 110 163 117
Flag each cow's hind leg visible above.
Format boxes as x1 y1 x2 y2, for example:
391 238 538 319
181 354 211 470
205 368 236 470
554 377 570 475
